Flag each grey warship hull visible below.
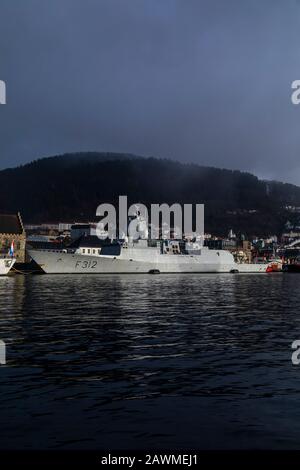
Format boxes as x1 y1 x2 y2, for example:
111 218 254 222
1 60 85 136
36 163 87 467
28 245 271 274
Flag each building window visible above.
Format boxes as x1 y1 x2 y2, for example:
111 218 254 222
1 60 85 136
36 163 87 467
82 249 85 254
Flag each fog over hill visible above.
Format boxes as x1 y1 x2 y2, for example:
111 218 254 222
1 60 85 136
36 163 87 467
1 152 300 237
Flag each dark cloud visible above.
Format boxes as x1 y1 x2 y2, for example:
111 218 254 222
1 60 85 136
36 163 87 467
1 0 300 183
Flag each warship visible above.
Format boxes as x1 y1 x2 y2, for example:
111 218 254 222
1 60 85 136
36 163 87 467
28 237 273 274
28 211 276 274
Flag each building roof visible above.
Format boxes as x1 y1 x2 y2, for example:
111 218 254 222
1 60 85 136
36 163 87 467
0 213 23 235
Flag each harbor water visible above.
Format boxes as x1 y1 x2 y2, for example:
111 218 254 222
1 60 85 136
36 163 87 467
0 273 300 449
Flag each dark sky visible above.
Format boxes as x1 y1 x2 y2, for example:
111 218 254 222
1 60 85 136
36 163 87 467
1 0 300 183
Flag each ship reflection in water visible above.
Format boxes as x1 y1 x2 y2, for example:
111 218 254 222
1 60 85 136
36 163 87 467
0 273 300 449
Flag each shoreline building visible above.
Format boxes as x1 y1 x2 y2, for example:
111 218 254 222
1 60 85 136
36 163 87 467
0 212 26 262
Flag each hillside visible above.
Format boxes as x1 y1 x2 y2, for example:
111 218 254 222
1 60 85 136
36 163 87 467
1 152 300 236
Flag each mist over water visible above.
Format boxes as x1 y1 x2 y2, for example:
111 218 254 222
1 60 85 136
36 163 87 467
0 273 300 449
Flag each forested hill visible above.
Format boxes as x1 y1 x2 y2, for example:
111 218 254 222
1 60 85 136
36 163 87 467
1 152 300 236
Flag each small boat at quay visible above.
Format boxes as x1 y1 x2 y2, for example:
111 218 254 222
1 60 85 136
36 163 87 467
0 256 16 275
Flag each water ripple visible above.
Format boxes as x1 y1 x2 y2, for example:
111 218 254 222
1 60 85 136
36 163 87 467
0 274 300 449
